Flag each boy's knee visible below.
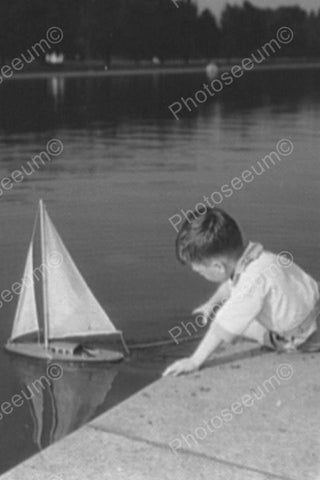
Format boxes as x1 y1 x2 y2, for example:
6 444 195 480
262 331 275 349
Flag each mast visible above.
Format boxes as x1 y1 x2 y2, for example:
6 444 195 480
40 199 49 350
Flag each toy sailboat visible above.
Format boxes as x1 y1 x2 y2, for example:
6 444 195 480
5 200 128 362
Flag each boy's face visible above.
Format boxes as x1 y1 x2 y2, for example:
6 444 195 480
191 257 231 283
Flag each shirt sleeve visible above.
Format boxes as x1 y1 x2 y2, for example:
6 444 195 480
214 274 265 336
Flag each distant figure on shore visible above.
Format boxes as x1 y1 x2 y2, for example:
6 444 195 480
45 52 64 65
164 208 320 376
152 56 161 66
205 61 218 79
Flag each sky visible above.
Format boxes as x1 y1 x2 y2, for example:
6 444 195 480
197 0 319 17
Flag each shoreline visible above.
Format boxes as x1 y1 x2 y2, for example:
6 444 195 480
3 60 320 81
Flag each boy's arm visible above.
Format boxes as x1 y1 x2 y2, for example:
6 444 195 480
163 274 265 376
192 322 235 365
162 322 235 376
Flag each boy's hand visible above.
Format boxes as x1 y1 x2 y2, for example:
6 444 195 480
192 301 211 316
192 302 212 325
162 357 200 377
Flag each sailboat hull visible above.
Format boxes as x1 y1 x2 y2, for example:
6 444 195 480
4 342 124 363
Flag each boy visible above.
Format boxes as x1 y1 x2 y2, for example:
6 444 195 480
163 208 320 377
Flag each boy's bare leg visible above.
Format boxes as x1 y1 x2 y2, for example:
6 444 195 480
299 314 320 352
241 320 272 347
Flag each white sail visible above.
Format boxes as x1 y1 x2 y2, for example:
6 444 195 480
42 208 118 339
11 243 39 341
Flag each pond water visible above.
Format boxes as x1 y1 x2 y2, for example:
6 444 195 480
0 68 319 472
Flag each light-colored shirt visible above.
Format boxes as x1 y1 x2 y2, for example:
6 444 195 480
214 242 320 344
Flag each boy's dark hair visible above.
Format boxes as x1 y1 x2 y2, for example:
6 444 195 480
176 208 244 264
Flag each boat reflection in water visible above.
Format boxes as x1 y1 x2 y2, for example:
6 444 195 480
11 357 120 450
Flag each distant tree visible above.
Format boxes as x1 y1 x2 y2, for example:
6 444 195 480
0 0 318 64
305 10 320 56
220 4 246 58
220 1 312 59
196 9 221 59
89 0 119 64
270 6 308 57
151 1 183 61
113 0 155 62
177 1 199 62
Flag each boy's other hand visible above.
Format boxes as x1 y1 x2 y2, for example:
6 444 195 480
192 302 212 323
162 357 200 377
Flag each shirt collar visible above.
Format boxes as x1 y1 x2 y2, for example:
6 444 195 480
232 241 264 286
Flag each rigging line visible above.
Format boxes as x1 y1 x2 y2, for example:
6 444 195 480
31 202 41 344
30 201 40 244
40 199 50 350
127 332 205 350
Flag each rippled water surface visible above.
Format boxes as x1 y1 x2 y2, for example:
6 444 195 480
0 69 319 472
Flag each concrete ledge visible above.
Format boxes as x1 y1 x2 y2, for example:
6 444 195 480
2 343 319 480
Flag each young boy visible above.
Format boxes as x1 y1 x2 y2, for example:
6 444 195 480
163 208 320 376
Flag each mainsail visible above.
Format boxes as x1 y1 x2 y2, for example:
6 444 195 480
11 243 39 341
42 207 118 339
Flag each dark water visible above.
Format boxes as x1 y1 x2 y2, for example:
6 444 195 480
0 69 320 472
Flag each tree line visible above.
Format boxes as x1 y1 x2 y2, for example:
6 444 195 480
0 0 319 64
